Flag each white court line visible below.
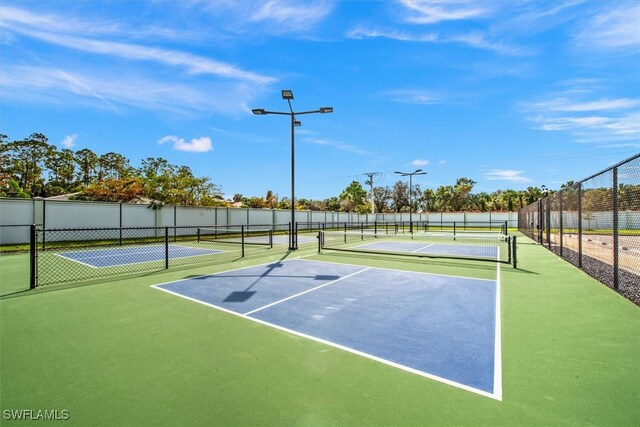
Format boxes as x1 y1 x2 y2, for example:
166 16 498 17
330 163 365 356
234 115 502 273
412 243 435 253
243 267 371 316
493 247 503 401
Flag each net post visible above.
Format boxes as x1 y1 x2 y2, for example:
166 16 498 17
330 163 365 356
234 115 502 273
360 222 364 240
197 227 201 242
317 230 322 253
269 229 273 249
512 236 517 268
30 224 37 289
453 222 456 240
241 225 245 257
374 220 378 237
164 226 169 269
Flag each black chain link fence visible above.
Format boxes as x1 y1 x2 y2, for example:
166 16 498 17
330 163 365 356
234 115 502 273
519 154 640 305
32 225 288 287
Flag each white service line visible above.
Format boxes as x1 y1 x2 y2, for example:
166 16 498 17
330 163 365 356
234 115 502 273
243 267 371 316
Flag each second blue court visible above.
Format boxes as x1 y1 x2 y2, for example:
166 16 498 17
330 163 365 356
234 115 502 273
154 259 501 399
58 244 224 268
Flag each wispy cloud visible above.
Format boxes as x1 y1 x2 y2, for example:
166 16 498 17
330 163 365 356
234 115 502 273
383 89 439 104
0 5 208 42
447 31 533 56
304 137 379 158
346 26 438 42
158 135 213 153
346 25 529 56
399 0 491 24
527 97 640 112
574 3 640 50
61 134 77 148
438 160 446 165
522 88 640 146
2 26 273 84
1 65 265 116
411 159 429 167
250 0 333 32
485 169 532 182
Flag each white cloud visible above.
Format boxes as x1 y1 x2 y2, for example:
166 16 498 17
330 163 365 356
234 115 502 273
400 0 491 24
384 89 439 104
1 65 266 116
305 137 380 158
411 159 429 167
61 134 77 148
485 169 532 182
346 26 438 42
438 160 446 165
522 87 640 146
158 135 213 153
0 6 274 85
346 26 529 56
574 4 640 50
250 0 333 32
528 97 640 113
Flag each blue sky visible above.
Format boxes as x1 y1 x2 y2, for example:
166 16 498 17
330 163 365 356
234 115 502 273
1 0 639 200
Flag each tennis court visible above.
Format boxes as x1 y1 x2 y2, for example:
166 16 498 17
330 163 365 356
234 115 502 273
154 258 501 399
57 244 225 268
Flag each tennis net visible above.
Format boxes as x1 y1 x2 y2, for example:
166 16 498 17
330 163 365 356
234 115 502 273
197 227 273 247
319 230 516 265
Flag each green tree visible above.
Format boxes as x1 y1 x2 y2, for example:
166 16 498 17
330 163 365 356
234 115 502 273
390 181 409 212
5 133 54 197
98 152 131 180
75 148 99 186
339 180 368 212
323 197 341 211
372 186 391 213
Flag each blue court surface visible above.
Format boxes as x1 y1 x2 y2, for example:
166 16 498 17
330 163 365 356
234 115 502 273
355 240 499 258
58 244 224 268
154 259 501 399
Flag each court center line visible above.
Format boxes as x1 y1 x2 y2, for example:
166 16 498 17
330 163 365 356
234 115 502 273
243 267 371 316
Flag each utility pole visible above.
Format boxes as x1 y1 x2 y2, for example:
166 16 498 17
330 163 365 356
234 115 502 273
363 172 381 215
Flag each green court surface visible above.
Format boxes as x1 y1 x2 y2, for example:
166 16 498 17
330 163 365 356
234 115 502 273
1 234 638 426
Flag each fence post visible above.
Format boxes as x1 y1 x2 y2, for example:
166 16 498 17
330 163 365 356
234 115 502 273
512 236 517 269
546 197 551 250
164 227 169 269
578 183 583 268
559 191 563 256
612 167 619 290
30 224 37 289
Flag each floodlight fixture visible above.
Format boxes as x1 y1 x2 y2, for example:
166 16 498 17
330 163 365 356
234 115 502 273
281 90 294 100
319 107 333 114
293 120 301 127
252 108 266 115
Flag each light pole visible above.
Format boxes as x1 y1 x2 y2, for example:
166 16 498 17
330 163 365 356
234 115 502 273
252 90 333 250
395 169 427 233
